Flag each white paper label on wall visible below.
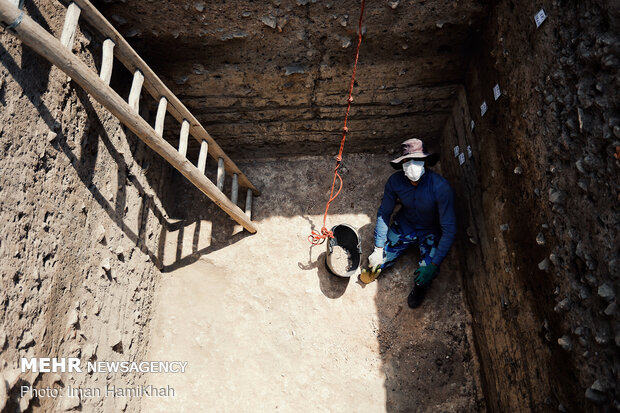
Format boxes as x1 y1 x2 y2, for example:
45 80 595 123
480 101 487 117
454 146 460 157
534 9 547 28
470 120 475 130
493 84 501 101
467 145 473 158
459 152 465 165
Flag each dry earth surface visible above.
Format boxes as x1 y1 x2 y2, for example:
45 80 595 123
1 0 617 411
142 155 484 413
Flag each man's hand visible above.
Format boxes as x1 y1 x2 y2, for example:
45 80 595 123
414 263 438 286
360 247 384 284
368 247 384 270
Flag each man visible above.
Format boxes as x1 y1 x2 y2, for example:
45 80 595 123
360 138 456 308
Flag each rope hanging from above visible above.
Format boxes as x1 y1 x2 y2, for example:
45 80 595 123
309 0 366 245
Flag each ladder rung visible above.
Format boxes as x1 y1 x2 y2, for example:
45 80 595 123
216 157 225 191
0 1 258 233
60 2 81 49
99 38 114 85
178 120 189 157
197 140 208 174
154 97 167 137
128 70 144 113
245 189 253 219
38 0 259 196
231 174 239 205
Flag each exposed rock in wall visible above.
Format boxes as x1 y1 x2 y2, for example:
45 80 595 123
94 0 489 159
440 0 619 411
0 1 174 411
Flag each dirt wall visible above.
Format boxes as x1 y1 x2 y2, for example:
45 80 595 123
0 1 174 411
440 0 619 411
93 0 489 159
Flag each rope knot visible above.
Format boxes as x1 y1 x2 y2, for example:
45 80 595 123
308 226 334 245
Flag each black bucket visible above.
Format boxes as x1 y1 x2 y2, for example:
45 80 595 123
325 224 362 277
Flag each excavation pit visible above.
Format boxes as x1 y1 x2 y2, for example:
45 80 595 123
0 0 617 412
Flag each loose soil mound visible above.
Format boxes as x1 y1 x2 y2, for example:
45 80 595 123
330 245 352 274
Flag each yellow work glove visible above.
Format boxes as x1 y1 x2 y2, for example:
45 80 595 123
360 247 384 284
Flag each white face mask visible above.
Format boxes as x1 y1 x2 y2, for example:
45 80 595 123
403 160 425 182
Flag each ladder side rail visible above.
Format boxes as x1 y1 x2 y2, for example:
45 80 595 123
59 0 259 194
0 1 257 233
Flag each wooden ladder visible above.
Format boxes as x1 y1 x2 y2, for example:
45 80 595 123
0 0 258 233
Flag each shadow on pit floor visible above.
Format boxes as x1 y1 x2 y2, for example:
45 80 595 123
0 5 482 409
170 152 483 412
0 2 252 272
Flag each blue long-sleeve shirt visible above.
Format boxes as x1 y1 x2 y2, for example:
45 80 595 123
374 170 456 265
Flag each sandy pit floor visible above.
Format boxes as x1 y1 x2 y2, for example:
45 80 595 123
142 154 482 412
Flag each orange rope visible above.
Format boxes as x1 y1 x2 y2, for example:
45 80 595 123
309 0 366 245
